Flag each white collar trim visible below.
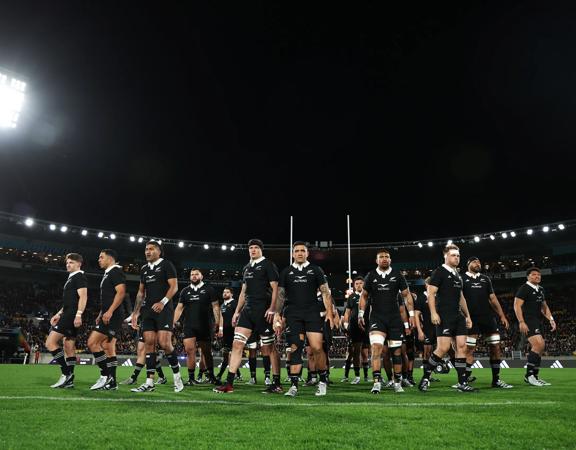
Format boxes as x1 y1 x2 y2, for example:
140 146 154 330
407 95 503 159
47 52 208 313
68 270 84 278
466 271 480 279
442 264 458 275
526 281 540 291
190 281 204 291
376 267 392 277
223 298 235 305
148 258 164 269
250 256 265 267
292 261 311 270
105 264 122 274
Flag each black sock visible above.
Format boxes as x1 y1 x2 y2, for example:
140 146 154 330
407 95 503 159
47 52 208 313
226 371 236 386
363 362 369 378
290 374 299 388
344 358 351 378
455 358 467 384
263 356 271 378
273 374 280 386
373 370 382 382
155 357 165 378
490 359 501 384
319 370 327 383
66 357 76 375
298 366 303 377
354 366 360 377
107 356 118 379
424 353 443 380
188 368 195 381
408 369 413 379
310 370 318 380
146 352 156 379
394 372 402 383
465 363 472 381
534 354 541 378
132 363 144 380
384 364 392 381
93 351 108 376
166 352 180 374
217 353 229 378
249 357 257 379
526 351 539 377
50 348 69 375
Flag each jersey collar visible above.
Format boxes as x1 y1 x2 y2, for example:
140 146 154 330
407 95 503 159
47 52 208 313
190 281 204 291
249 256 265 267
148 258 164 269
376 267 392 277
526 281 540 291
223 298 235 305
442 264 458 276
105 264 122 274
68 270 84 278
292 261 310 270
465 271 480 279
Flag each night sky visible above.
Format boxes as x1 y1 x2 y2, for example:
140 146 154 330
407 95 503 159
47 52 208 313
0 2 574 246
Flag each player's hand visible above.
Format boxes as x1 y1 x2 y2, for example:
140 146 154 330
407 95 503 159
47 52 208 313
465 317 472 329
50 314 60 326
409 317 415 328
549 319 556 332
431 312 441 325
358 316 365 331
273 313 283 336
418 330 425 342
102 310 112 325
519 321 529 335
213 322 220 333
74 316 82 328
232 312 240 327
500 315 510 330
131 313 139 330
217 328 224 338
152 301 164 313
404 325 412 336
264 308 275 324
326 314 336 330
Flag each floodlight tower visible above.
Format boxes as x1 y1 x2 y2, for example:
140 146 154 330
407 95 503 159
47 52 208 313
0 67 27 129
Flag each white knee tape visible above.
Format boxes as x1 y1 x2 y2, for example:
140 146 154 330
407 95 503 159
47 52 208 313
369 334 385 346
246 342 258 350
387 340 403 349
486 334 501 344
466 337 477 347
234 333 248 344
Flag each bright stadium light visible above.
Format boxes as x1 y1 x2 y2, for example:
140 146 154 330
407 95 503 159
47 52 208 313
49 224 56 231
447 240 453 245
81 229 88 236
24 218 34 227
417 242 423 248
558 223 565 230
129 236 135 242
427 241 433 247
543 226 550 233
98 232 104 238
0 69 26 129
510 231 516 237
221 245 227 251
527 229 533 236
230 245 236 251
501 232 508 239
60 225 68 233
110 233 116 240
489 234 495 240
203 244 209 250
178 241 184 248
474 236 480 242
138 237 144 243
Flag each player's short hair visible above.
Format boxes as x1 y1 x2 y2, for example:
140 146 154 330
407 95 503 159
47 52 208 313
66 253 83 265
376 249 390 256
292 241 308 248
146 240 162 254
101 248 118 261
190 268 202 274
354 276 364 282
247 238 263 249
223 287 233 292
444 244 460 255
526 267 541 276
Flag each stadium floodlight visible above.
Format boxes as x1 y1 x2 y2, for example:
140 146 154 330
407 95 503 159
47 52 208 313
501 232 508 239
489 234 495 240
49 224 56 231
558 224 565 230
129 236 135 242
110 233 116 240
97 232 104 238
510 231 516 237
24 218 34 227
526 229 533 236
221 245 227 251
81 229 88 236
474 236 480 243
417 242 423 248
447 240 453 245
230 245 236 251
543 226 550 233
203 244 209 250
178 241 184 248
138 237 144 243
0 69 26 129
60 225 68 233
427 241 433 247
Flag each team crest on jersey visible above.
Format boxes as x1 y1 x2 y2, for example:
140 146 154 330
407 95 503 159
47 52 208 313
389 277 396 281
307 269 314 274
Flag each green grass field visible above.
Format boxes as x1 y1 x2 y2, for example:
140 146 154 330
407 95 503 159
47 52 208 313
1 365 574 449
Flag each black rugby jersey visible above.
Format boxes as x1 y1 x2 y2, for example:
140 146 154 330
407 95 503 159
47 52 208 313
140 258 178 308
279 262 327 311
63 271 88 312
221 298 238 328
515 283 546 319
178 283 218 328
100 265 126 311
363 267 408 319
462 272 495 318
428 265 463 316
242 257 279 307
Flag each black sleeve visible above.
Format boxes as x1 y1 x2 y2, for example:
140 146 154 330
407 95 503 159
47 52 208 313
279 267 288 288
122 294 133 315
266 261 280 282
76 274 88 289
515 285 529 300
398 273 409 291
346 296 355 310
315 266 327 287
178 288 187 304
241 265 249 285
363 272 373 294
414 295 423 312
140 266 146 284
428 269 443 288
486 276 495 295
208 286 218 303
109 268 126 287
164 261 178 280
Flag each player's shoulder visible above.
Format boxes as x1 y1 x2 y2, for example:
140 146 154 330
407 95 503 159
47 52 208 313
140 263 148 272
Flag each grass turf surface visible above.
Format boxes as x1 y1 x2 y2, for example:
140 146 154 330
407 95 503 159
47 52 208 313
0 365 574 449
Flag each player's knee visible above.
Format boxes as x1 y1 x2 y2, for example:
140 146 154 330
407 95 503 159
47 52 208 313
291 340 305 365
233 332 248 346
466 336 477 348
260 334 275 347
486 334 500 345
387 340 402 350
